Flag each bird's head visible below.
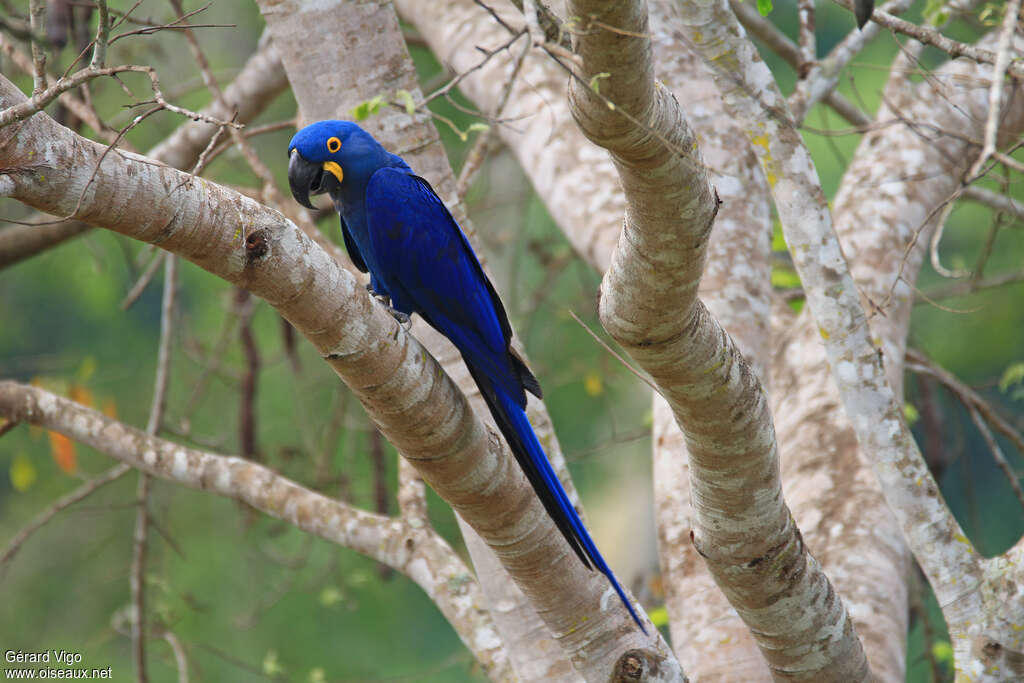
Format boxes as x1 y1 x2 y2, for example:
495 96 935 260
287 120 386 209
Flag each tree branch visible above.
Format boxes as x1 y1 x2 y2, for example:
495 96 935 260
2 67 649 677
257 2 668 677
0 31 287 270
728 0 871 129
567 0 869 679
684 2 1024 678
0 463 132 576
0 381 511 680
789 0 914 125
870 8 1024 80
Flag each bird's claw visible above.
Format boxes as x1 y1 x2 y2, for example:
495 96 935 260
367 289 412 331
390 308 412 329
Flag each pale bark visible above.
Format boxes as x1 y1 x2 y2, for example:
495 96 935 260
829 33 1024 681
680 2 1024 679
788 0 913 125
0 381 511 680
257 2 678 679
564 1 869 679
395 2 779 675
6 1 1024 679
0 68 679 679
400 1 907 678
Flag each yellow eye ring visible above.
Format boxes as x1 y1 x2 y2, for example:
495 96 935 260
326 136 341 153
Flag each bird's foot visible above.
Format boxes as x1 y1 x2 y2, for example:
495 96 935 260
385 307 412 340
390 308 411 326
367 289 412 332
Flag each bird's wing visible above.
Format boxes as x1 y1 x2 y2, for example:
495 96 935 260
365 168 527 402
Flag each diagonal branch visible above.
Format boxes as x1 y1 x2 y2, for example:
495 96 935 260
257 2 675 678
0 463 132 576
0 71 653 678
681 0 1024 678
681 0 980 588
0 380 510 680
567 0 869 679
869 8 1024 80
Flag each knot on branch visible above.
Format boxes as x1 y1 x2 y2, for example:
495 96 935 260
612 648 680 682
244 228 270 264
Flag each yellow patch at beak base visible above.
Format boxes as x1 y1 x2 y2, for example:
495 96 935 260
322 161 344 184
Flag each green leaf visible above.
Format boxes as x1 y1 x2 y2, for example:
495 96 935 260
395 89 416 115
319 586 343 607
788 298 805 313
647 605 669 628
978 3 1003 27
903 403 919 427
998 362 1024 397
932 641 953 665
923 0 949 24
10 453 37 492
771 220 787 252
589 72 610 94
771 266 802 289
756 0 773 16
262 650 284 677
349 95 385 121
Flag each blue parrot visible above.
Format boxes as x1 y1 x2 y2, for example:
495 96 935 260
287 120 645 632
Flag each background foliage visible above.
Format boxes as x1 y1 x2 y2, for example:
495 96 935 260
1 1 1021 681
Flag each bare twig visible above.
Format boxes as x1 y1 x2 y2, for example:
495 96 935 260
419 29 526 112
120 248 166 311
455 33 530 198
132 253 177 682
928 0 1023 279
162 632 189 683
567 310 659 392
961 185 1024 222
369 429 393 580
29 0 47 95
0 63 242 129
130 472 151 683
0 463 132 577
968 404 1024 511
790 0 914 125
870 8 1024 81
148 254 176 436
905 349 1024 461
728 0 871 128
89 0 109 68
0 32 121 145
235 288 259 460
797 0 816 77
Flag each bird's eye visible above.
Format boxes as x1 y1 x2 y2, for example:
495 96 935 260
326 137 341 153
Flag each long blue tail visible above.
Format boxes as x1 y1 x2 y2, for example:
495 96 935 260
482 379 647 633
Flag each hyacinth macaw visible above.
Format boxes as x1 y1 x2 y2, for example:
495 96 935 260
287 120 645 632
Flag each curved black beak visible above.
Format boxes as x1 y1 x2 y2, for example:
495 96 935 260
288 148 323 209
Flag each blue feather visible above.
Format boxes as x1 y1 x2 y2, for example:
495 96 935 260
288 121 646 632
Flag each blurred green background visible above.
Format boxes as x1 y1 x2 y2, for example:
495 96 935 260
1 1 1021 681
